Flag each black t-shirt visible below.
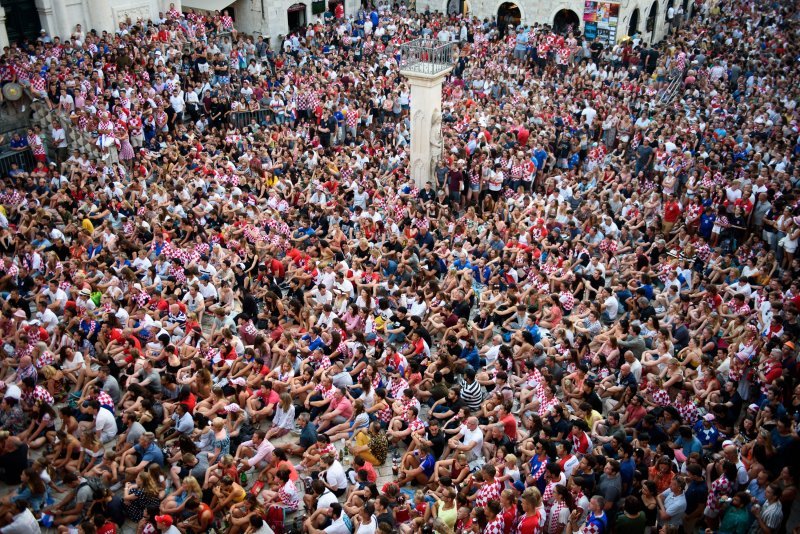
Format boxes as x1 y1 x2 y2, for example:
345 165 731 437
52 243 70 261
586 391 603 413
7 296 31 318
419 188 435 203
322 116 337 141
390 315 411 335
384 239 404 255
547 417 571 439
417 327 433 349
213 59 228 74
377 511 395 528
453 299 471 319
590 41 603 59
15 276 34 297
427 429 447 458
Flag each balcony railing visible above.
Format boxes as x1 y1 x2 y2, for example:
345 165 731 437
399 39 457 76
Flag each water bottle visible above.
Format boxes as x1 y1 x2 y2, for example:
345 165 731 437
240 470 248 486
392 450 399 476
339 438 346 462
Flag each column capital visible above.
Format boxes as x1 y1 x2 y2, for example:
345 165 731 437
400 67 454 86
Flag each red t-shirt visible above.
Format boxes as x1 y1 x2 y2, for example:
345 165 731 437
664 201 682 223
517 512 541 534
500 414 518 441
182 392 197 413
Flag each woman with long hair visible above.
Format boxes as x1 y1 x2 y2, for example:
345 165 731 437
0 467 47 516
160 475 202 515
122 471 161 522
266 392 296 440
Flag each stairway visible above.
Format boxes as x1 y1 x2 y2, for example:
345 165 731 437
658 67 685 107
28 98 102 161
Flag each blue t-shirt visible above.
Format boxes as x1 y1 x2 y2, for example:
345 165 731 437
675 435 703 457
420 453 436 477
135 442 165 466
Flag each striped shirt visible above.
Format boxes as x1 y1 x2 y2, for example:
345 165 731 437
458 377 484 412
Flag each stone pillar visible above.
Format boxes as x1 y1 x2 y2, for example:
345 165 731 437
0 7 9 50
402 68 451 189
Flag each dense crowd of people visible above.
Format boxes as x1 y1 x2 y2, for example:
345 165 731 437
0 0 799 533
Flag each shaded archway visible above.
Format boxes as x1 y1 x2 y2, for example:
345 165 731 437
646 1 658 35
627 8 640 36
1 0 41 45
287 3 307 31
553 9 580 35
447 0 467 15
497 2 521 38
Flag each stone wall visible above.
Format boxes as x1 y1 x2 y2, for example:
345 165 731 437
464 0 672 44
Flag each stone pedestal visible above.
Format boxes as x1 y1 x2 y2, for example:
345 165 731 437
0 7 8 50
402 68 452 189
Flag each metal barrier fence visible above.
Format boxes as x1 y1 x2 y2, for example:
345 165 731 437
228 108 272 130
399 39 457 76
0 148 34 176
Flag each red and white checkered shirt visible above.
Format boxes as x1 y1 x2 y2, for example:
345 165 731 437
34 350 55 369
543 480 558 506
560 291 575 311
2 263 18 278
475 479 502 507
650 387 670 406
484 516 505 534
676 400 698 426
538 395 559 418
95 391 115 410
23 385 54 406
389 377 409 400
408 417 425 434
726 299 751 316
706 475 732 513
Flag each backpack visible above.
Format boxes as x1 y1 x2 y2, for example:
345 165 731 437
79 477 107 501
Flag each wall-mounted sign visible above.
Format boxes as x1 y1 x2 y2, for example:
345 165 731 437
583 0 620 46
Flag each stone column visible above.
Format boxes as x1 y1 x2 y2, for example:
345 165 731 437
402 68 451 189
0 7 9 50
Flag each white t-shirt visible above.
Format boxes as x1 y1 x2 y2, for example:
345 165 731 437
581 106 597 126
603 295 619 320
324 460 348 490
459 425 484 458
325 517 351 534
317 489 338 510
356 516 378 534
95 406 117 442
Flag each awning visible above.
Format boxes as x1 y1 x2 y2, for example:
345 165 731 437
182 0 235 12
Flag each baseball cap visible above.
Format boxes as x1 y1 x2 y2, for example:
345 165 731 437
155 515 173 526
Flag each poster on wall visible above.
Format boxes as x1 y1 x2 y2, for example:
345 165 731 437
582 0 620 46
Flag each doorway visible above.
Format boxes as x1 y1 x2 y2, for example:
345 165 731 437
646 1 658 36
497 2 521 37
553 9 580 35
1 0 41 46
448 0 465 15
627 8 640 37
287 3 307 31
